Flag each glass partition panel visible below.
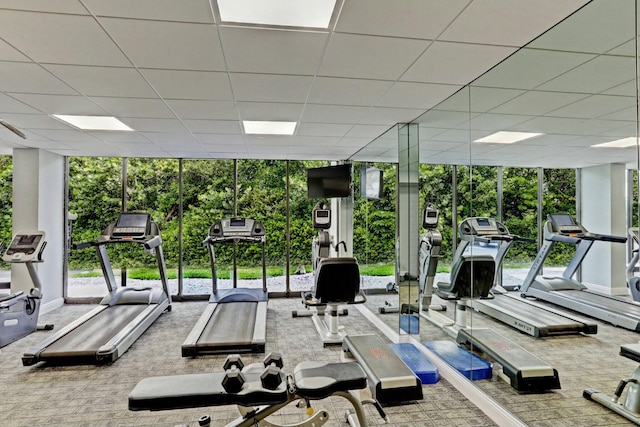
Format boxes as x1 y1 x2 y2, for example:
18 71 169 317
67 157 122 298
352 161 396 293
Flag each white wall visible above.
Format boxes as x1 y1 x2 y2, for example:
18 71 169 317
580 163 627 295
12 148 65 312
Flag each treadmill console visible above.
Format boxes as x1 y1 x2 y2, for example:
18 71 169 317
111 213 151 239
209 218 265 240
548 213 583 235
3 231 46 263
459 217 507 236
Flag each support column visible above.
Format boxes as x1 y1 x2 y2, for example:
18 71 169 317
397 124 419 334
12 148 65 312
580 163 626 295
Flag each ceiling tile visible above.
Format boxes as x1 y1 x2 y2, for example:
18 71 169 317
403 42 516 85
231 73 314 103
358 107 425 126
297 123 352 137
44 64 157 97
100 18 225 71
185 120 241 134
537 55 636 94
301 104 367 124
0 1 89 14
528 1 633 54
220 27 329 75
547 94 636 119
440 0 589 45
376 82 460 109
141 69 233 101
335 0 469 40
491 91 589 116
121 118 187 133
473 49 595 90
10 93 109 115
0 93 40 114
236 102 303 122
319 33 429 80
0 38 29 61
307 77 393 106
198 134 245 145
83 0 214 23
0 10 130 66
0 62 76 94
167 100 238 120
1 113 71 130
89 97 175 119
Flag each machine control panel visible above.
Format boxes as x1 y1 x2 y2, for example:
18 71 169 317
422 205 439 229
459 217 508 236
111 212 151 238
313 208 331 230
548 213 583 235
209 218 265 239
3 231 46 263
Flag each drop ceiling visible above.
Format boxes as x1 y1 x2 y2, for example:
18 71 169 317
1 0 632 169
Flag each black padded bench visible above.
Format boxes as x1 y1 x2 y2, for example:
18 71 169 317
129 361 371 427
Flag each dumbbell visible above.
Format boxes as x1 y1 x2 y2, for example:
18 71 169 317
222 354 245 393
260 351 284 390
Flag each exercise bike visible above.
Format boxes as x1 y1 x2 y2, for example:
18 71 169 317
0 231 53 348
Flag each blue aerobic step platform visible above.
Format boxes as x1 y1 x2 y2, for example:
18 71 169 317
399 314 419 334
422 340 492 380
388 343 439 384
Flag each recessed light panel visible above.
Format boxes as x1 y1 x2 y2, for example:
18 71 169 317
474 131 543 144
217 0 337 28
592 137 637 148
243 120 296 135
52 115 133 131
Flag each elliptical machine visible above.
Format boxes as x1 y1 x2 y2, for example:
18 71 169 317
0 231 52 348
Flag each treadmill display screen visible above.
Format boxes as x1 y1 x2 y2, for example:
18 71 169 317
550 214 575 226
230 218 246 227
113 213 150 237
476 218 490 226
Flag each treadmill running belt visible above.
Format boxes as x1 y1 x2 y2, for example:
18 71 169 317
41 305 147 360
197 302 257 348
557 290 640 317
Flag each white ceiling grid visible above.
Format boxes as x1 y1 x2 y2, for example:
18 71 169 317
0 0 619 169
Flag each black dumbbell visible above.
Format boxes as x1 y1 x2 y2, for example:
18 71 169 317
223 354 245 371
222 354 246 393
260 352 284 390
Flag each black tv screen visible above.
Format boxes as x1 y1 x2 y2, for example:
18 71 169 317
360 165 383 200
307 164 351 198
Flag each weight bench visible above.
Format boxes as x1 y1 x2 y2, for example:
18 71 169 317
129 361 373 427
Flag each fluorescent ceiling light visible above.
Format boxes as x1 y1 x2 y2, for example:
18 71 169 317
217 0 337 28
592 137 637 148
52 115 133 131
474 131 543 144
243 120 296 135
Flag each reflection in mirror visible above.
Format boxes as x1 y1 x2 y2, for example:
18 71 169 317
350 2 640 423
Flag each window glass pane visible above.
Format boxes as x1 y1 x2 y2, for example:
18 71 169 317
0 155 12 289
125 158 179 295
67 157 122 298
182 159 234 296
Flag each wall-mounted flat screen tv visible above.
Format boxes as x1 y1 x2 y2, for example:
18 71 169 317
360 165 383 200
307 164 351 198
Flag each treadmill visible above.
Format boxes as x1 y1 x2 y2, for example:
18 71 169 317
182 218 267 357
519 213 640 331
420 215 560 392
458 217 598 337
22 212 172 365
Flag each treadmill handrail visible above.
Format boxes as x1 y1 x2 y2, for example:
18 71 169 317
205 235 266 244
580 232 627 244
